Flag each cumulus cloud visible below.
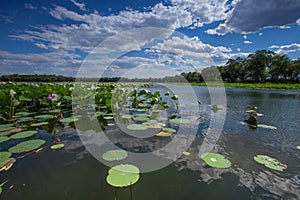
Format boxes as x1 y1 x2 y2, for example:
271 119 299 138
269 43 300 54
70 0 86 11
206 0 300 35
244 40 252 44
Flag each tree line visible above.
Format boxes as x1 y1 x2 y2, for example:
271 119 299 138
1 49 299 83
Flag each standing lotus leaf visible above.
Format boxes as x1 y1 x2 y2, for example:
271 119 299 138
200 152 232 169
8 139 46 153
102 150 128 161
106 164 140 187
253 155 287 171
10 130 37 139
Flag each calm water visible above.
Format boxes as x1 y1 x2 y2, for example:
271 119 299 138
1 86 300 200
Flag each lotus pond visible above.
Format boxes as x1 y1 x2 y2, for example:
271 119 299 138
0 82 299 199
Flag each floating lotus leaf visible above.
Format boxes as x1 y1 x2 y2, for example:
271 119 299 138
182 151 190 156
0 152 12 163
10 130 37 139
170 118 191 124
0 158 16 172
107 123 115 126
257 124 277 130
156 131 173 137
0 124 14 132
15 112 35 116
0 136 9 143
34 114 53 119
254 155 287 171
0 127 24 136
297 146 300 150
200 152 231 169
143 122 165 129
132 116 149 121
48 109 61 113
104 116 114 120
95 111 104 116
156 117 168 121
50 143 65 149
17 117 35 122
106 164 140 187
30 122 49 127
127 124 148 131
59 117 79 123
162 128 176 133
9 139 46 153
121 115 132 119
102 150 128 161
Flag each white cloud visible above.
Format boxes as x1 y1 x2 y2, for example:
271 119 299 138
269 43 300 54
70 0 86 11
243 35 247 40
244 40 252 44
259 33 263 36
237 48 241 51
0 14 13 24
297 18 300 24
206 0 300 35
24 3 37 10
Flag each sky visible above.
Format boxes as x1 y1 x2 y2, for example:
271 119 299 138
0 0 300 78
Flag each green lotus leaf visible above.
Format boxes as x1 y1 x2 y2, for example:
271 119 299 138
103 116 114 120
0 124 14 132
34 114 53 119
156 117 168 121
0 128 25 136
162 128 176 133
200 152 231 169
182 151 190 156
48 109 61 113
106 164 140 187
95 111 104 116
121 114 132 119
102 150 128 161
170 118 191 124
0 158 16 172
132 116 149 121
0 152 12 163
257 124 277 130
15 111 35 116
155 131 173 137
50 143 65 149
59 117 79 123
0 136 9 143
107 123 115 126
253 155 286 171
9 139 46 153
17 117 35 122
127 124 148 131
10 130 37 139
30 122 49 127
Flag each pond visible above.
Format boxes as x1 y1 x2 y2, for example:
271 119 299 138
1 84 300 200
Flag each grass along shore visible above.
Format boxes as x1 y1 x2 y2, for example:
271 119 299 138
169 82 300 90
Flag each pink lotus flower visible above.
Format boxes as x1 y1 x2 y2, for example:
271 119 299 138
1 81 6 85
47 93 57 102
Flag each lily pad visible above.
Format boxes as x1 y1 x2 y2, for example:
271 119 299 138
156 131 173 137
10 130 37 139
0 158 16 172
48 109 61 113
182 151 190 156
106 164 140 187
170 118 191 124
257 124 277 130
127 124 148 131
0 127 24 136
50 143 65 149
104 116 114 120
0 124 14 132
102 150 128 161
30 122 49 127
156 117 168 121
9 139 46 153
253 155 287 171
162 127 176 133
200 152 232 169
34 114 53 119
0 152 12 163
59 117 78 123
0 136 9 143
121 115 132 119
15 111 34 116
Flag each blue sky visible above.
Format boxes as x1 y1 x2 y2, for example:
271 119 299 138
0 0 300 77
